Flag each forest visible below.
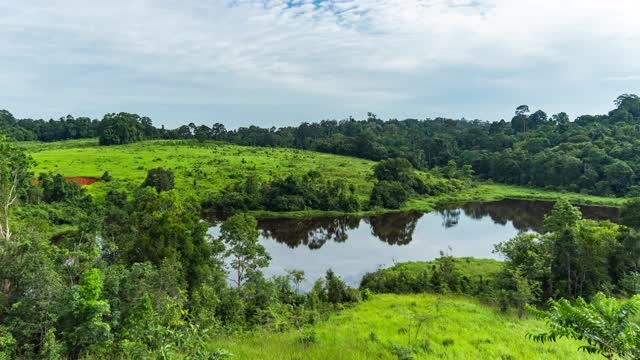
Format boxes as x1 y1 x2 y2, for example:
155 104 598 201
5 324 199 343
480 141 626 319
3 94 640 197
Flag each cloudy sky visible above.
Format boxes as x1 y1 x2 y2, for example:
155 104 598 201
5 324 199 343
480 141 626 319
1 0 639 128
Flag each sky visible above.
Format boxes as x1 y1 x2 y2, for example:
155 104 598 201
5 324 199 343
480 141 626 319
1 0 640 128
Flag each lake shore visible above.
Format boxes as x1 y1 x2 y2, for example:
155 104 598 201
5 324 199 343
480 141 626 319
248 183 625 219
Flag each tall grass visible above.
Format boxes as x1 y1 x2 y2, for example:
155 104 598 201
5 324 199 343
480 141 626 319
208 293 597 359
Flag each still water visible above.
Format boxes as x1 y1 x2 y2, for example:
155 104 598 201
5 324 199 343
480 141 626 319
208 199 618 289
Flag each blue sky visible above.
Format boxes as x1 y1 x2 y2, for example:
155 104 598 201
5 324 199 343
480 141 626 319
1 0 639 128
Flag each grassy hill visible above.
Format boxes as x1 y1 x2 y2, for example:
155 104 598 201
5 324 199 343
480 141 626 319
22 139 623 215
208 293 596 359
23 139 378 201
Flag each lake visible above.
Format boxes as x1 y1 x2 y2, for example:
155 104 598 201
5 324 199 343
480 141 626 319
208 199 619 289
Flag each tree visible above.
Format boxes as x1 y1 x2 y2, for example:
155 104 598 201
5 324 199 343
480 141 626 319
497 268 538 318
286 269 306 295
220 213 271 288
98 113 147 145
543 200 582 234
372 158 415 183
529 293 640 360
515 105 530 116
494 233 550 299
62 268 112 357
369 181 410 209
141 167 175 193
0 135 32 240
512 105 531 133
122 188 213 291
325 269 349 305
604 160 635 196
620 198 640 230
194 125 211 143
614 94 640 108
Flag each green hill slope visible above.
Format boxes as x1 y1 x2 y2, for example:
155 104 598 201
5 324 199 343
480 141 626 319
24 139 377 201
209 293 596 359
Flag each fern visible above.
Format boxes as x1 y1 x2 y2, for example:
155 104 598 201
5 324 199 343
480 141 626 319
528 293 640 360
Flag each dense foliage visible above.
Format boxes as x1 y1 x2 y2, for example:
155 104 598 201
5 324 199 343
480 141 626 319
0 137 362 359
204 171 360 214
360 257 502 297
4 94 640 196
218 95 640 197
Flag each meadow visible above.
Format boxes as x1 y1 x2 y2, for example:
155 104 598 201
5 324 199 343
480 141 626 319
23 139 625 216
23 139 377 201
208 293 597 359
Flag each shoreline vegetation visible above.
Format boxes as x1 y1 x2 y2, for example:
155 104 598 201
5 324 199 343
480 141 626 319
251 183 624 219
23 139 624 221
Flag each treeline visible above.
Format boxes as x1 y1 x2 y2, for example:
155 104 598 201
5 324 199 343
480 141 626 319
222 95 640 197
4 94 640 196
0 111 225 144
0 137 363 359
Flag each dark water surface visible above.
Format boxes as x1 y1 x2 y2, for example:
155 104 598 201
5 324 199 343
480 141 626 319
208 199 618 289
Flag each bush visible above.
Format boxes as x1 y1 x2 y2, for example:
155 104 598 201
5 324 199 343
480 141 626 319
205 172 360 214
101 171 113 182
141 167 175 193
369 181 410 209
360 257 502 297
298 329 317 345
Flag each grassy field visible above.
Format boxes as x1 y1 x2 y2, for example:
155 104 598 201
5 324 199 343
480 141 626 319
208 293 596 359
23 139 625 216
23 139 377 202
408 183 626 210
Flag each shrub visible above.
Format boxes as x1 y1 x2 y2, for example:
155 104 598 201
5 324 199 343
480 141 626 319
141 167 175 193
369 181 410 209
101 171 113 182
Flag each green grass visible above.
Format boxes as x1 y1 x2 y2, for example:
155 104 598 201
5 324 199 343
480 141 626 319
23 139 624 217
208 293 597 359
24 139 377 202
408 183 625 210
381 257 503 280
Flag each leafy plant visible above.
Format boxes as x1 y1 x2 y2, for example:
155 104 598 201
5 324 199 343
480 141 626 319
529 293 640 360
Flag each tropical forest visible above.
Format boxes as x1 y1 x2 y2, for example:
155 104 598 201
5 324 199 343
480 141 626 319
0 94 640 359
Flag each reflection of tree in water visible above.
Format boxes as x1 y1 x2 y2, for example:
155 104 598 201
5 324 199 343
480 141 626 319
435 199 619 232
366 212 424 245
252 200 618 250
438 209 461 228
258 216 360 250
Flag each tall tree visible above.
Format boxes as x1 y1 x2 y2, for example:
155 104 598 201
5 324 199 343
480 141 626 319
0 135 32 240
219 213 270 287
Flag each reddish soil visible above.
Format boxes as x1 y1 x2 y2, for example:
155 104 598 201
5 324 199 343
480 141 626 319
32 177 100 186
67 177 100 186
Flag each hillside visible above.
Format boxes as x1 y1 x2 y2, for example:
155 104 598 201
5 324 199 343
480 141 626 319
208 293 596 359
22 139 622 214
23 139 377 201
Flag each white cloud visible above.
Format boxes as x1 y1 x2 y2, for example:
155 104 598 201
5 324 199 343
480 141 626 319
1 0 639 125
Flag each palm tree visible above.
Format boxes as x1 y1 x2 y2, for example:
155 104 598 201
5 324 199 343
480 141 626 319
529 293 640 359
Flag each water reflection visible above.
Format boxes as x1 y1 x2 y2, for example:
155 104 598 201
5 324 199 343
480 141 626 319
259 217 360 249
436 199 619 233
253 200 618 250
208 199 618 289
366 211 423 245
